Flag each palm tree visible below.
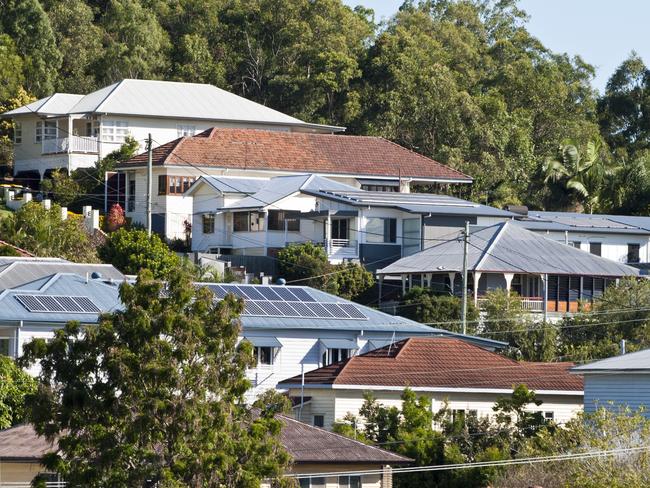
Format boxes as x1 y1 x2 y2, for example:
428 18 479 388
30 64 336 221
543 139 609 213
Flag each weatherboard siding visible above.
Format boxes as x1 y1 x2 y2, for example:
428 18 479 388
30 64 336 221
583 373 650 415
261 468 382 488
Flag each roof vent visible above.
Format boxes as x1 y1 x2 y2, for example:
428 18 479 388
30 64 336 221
506 205 529 216
91 271 103 279
276 278 287 286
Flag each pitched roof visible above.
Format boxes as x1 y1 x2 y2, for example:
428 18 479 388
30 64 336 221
378 221 640 277
0 240 35 257
516 211 650 236
278 337 584 393
572 348 650 373
0 419 410 465
2 80 340 132
118 128 472 183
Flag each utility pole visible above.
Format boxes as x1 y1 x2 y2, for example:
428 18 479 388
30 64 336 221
146 133 153 236
461 221 470 335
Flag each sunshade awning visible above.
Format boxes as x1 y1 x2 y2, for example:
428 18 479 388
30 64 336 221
319 338 358 349
244 336 282 348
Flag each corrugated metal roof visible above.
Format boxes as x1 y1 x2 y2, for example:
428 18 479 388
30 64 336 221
378 221 641 277
573 348 650 372
186 176 267 196
0 259 125 291
518 211 650 235
2 94 83 116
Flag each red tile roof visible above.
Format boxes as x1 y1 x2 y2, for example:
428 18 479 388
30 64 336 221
118 128 471 182
278 338 583 392
0 239 34 257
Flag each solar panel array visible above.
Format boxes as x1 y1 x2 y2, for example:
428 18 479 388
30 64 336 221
14 294 101 313
205 284 367 320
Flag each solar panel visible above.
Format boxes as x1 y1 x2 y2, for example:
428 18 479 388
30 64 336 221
238 286 266 300
206 284 228 299
244 301 268 316
234 286 256 300
322 303 348 318
221 285 246 299
256 286 283 301
290 302 318 317
255 301 283 316
306 303 334 317
339 303 367 319
288 288 316 302
273 301 298 316
272 287 300 301
14 295 101 314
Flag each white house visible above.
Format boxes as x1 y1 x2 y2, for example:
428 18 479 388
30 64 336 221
514 210 650 266
572 348 650 417
0 259 504 395
278 337 584 430
114 127 473 239
187 173 512 270
0 79 341 186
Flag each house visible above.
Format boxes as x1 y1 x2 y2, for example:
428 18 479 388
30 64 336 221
278 337 584 431
376 221 640 317
0 79 340 187
187 173 512 270
0 263 504 395
572 348 650 416
0 419 409 488
114 127 472 239
514 210 650 266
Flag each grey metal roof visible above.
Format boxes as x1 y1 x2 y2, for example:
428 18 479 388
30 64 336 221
1 94 83 117
572 348 650 372
304 189 517 218
518 211 650 235
378 221 641 277
221 174 360 210
185 176 267 197
0 259 125 291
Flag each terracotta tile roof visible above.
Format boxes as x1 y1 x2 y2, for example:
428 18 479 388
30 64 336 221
0 239 35 257
278 338 583 392
118 128 471 182
0 418 411 465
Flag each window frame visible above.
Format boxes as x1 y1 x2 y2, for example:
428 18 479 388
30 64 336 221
233 211 265 232
177 124 197 137
339 475 361 488
313 414 325 428
267 209 300 232
101 120 129 143
627 243 641 263
35 120 57 143
13 122 22 144
322 347 352 366
202 214 215 234
158 175 196 195
366 217 397 244
589 242 602 257
254 346 274 366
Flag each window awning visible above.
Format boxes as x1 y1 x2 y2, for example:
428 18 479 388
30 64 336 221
244 336 282 348
319 338 358 349
357 178 399 187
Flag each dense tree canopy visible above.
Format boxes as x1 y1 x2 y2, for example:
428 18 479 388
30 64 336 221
0 355 36 429
1 0 649 212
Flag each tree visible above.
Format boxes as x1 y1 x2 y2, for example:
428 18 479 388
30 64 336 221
330 262 374 301
98 228 181 279
401 287 479 332
1 201 99 262
0 356 36 429
493 384 545 441
41 169 82 207
20 270 290 487
277 242 331 290
106 203 126 232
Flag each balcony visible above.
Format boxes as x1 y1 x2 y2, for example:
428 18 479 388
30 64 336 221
326 239 358 261
477 296 544 312
42 136 99 155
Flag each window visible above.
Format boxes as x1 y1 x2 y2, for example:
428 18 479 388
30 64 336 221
402 218 421 256
177 124 196 137
0 338 10 356
299 478 325 488
570 241 581 249
13 122 22 144
128 179 136 212
322 348 351 365
233 212 265 232
202 214 215 234
339 476 361 488
254 346 274 365
85 119 99 137
268 210 300 231
35 120 57 142
544 411 555 421
366 217 397 243
627 243 641 263
589 242 602 256
158 175 195 195
101 120 129 142
361 184 397 192
313 415 325 428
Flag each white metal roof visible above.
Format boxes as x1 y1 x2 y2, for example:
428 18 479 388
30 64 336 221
573 348 650 372
2 94 83 116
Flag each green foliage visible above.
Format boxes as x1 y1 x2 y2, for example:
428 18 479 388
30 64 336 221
20 270 290 487
401 287 479 332
0 201 98 262
493 384 545 440
0 244 21 256
276 242 374 300
41 169 82 207
98 228 181 279
0 356 36 429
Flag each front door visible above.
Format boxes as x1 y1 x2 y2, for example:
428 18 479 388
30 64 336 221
331 218 349 240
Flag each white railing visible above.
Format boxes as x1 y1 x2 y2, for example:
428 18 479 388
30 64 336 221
476 296 544 313
326 239 358 259
0 483 66 488
329 238 353 248
42 136 98 154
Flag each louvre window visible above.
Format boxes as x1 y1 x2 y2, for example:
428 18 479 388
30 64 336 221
313 415 325 428
267 210 300 231
35 120 57 142
627 243 641 263
589 242 602 256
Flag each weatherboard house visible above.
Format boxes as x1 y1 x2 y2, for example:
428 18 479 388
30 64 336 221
376 221 640 316
0 258 503 398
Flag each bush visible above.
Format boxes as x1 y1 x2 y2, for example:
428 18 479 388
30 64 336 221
401 287 479 332
98 228 181 278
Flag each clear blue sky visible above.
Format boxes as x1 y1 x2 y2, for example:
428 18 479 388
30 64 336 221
344 0 649 93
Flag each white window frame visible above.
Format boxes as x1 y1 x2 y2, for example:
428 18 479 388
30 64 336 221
254 346 275 366
339 475 361 488
35 120 57 143
13 122 22 144
177 124 196 137
101 120 129 143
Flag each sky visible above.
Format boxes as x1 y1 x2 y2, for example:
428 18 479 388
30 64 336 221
343 0 649 93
